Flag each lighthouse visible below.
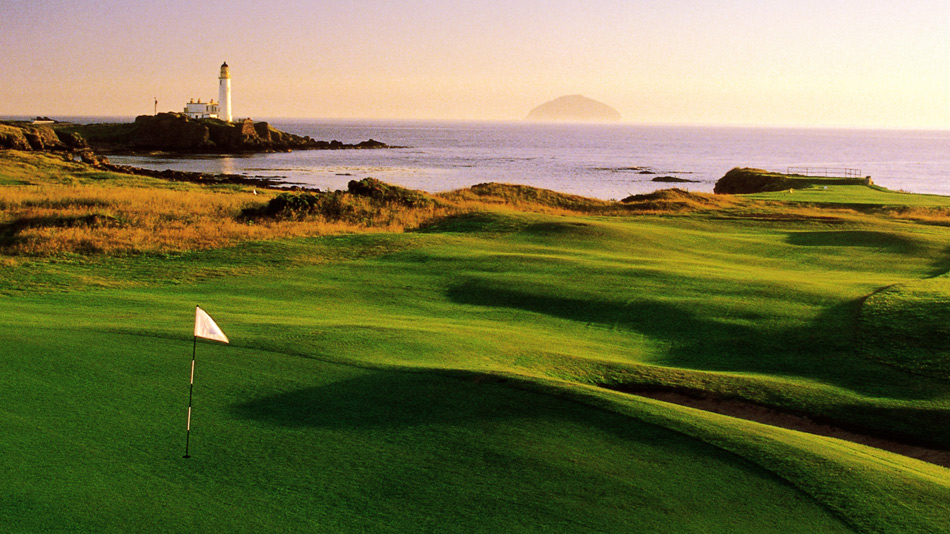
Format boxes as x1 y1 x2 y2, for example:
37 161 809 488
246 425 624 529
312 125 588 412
218 62 232 122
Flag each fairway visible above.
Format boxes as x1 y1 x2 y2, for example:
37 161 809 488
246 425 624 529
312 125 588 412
2 159 950 532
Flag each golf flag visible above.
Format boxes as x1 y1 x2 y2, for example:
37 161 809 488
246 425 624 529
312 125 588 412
194 306 229 344
185 306 229 458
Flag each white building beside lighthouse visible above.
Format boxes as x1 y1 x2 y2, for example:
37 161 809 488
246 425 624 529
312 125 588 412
183 98 219 119
182 62 232 121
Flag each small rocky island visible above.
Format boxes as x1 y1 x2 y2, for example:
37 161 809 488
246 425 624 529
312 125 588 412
0 115 393 188
526 95 621 122
0 113 390 155
61 113 390 154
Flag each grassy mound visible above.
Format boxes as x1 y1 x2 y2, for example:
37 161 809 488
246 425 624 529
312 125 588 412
620 188 733 212
346 177 435 207
239 179 438 225
858 275 950 378
440 182 613 213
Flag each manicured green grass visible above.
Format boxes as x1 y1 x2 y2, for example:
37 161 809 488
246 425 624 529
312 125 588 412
2 164 950 531
0 324 853 532
858 273 950 378
749 181 950 207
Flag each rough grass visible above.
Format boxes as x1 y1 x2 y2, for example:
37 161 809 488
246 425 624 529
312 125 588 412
439 182 614 213
620 188 737 212
0 154 749 257
0 182 368 255
0 152 461 256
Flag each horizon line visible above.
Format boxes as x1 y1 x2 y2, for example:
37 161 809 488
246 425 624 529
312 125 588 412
3 113 950 133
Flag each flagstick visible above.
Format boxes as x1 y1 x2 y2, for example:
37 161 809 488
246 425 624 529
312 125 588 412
184 335 197 458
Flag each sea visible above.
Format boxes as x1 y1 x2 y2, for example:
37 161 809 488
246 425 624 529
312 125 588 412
54 118 950 199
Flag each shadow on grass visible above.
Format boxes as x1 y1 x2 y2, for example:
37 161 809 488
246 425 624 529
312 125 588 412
857 283 950 378
445 278 950 447
785 230 924 252
787 234 950 278
417 212 528 235
231 356 950 451
232 371 510 429
0 213 123 251
231 370 698 453
445 279 946 401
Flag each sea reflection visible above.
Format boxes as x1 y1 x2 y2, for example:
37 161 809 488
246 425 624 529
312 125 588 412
220 156 235 176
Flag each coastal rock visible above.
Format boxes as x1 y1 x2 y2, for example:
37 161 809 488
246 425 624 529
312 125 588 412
0 124 33 150
714 168 793 194
526 95 621 122
2 115 394 157
253 121 273 143
25 125 66 151
69 113 393 154
57 131 88 149
0 123 80 151
356 139 388 149
137 114 213 150
652 176 699 183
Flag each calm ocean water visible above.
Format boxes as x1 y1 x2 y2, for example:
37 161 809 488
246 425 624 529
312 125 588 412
99 119 950 199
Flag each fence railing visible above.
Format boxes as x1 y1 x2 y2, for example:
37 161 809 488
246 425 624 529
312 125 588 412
786 167 863 178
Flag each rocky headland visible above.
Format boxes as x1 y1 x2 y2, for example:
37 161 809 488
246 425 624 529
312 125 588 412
0 114 391 156
59 113 391 154
0 115 397 189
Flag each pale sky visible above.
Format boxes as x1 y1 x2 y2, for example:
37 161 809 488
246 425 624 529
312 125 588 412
2 0 950 128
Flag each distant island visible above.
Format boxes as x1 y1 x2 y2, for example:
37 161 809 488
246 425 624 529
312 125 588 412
526 95 621 122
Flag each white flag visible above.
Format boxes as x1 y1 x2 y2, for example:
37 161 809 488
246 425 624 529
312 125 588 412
194 306 229 343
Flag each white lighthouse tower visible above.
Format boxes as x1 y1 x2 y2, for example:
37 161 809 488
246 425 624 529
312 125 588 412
218 62 232 122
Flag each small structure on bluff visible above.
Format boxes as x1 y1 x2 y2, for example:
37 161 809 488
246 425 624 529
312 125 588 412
183 98 219 120
183 62 232 122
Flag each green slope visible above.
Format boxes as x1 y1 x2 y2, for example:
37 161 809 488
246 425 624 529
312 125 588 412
3 182 950 531
1 321 854 533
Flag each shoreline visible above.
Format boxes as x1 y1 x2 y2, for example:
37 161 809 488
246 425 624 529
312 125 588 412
97 159 317 190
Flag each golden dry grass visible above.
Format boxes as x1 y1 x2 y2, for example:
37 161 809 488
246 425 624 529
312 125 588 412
880 206 950 226
2 151 733 257
9 149 942 258
0 181 466 255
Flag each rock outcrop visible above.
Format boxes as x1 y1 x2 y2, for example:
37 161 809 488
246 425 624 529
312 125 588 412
0 123 87 152
63 113 392 154
2 115 391 156
713 168 793 194
526 95 621 122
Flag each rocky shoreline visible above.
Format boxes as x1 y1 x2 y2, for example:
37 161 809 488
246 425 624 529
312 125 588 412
0 114 397 190
1 113 394 155
62 113 394 154
97 160 303 189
